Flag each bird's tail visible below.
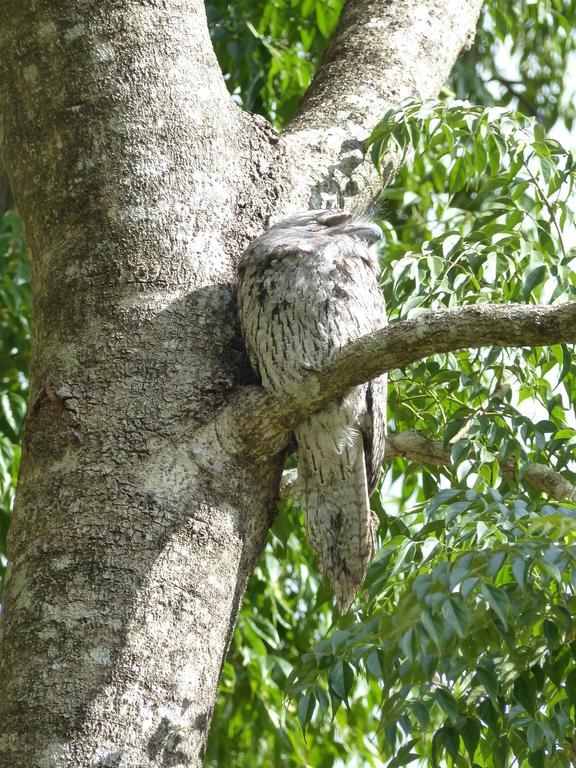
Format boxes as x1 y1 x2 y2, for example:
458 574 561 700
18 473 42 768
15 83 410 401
298 431 375 612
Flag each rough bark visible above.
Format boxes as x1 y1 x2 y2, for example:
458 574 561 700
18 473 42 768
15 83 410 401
284 0 483 206
0 0 497 765
0 2 282 765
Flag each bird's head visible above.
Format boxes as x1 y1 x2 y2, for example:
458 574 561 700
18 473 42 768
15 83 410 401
239 209 382 269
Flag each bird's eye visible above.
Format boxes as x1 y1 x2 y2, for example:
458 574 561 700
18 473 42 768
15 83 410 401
318 211 351 227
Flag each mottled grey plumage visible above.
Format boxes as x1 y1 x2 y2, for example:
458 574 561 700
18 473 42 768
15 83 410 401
238 209 387 611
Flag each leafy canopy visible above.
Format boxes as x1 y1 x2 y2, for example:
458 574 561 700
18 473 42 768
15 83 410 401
0 212 28 583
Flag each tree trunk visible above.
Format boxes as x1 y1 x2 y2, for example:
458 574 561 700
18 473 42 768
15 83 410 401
0 0 483 764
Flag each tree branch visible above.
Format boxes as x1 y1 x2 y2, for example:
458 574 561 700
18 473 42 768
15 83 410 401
271 0 484 211
490 75 543 123
289 0 484 137
280 429 576 503
217 302 576 461
385 429 576 502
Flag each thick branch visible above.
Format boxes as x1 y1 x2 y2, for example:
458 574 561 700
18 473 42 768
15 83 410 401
280 429 576 503
273 0 484 211
290 0 483 137
219 302 576 461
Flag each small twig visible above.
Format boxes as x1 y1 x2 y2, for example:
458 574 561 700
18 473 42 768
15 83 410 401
490 76 543 123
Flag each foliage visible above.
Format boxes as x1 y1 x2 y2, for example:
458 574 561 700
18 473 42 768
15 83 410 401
369 100 575 315
206 0 344 127
452 0 576 133
0 211 29 591
207 93 576 767
206 0 576 135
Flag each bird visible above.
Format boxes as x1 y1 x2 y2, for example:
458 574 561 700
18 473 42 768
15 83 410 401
237 208 387 612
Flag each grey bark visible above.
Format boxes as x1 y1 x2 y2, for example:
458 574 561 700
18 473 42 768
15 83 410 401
375 430 576 502
0 0 489 765
384 430 576 502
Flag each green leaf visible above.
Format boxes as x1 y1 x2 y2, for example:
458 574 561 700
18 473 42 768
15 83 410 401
442 726 460 761
432 726 460 767
315 4 330 36
460 717 480 763
366 649 384 680
476 666 499 702
420 611 442 650
441 598 468 638
477 698 499 732
480 583 510 628
513 671 538 715
411 701 430 729
511 556 527 590
297 690 316 729
449 157 468 194
328 660 354 703
493 735 510 768
488 551 506 579
528 749 545 768
522 264 547 298
435 688 460 721
388 741 420 768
